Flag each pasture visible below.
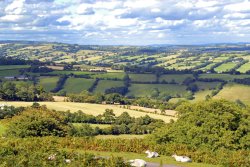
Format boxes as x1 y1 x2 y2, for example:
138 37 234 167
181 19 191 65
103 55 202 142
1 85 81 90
129 73 157 82
61 78 95 93
195 81 221 90
237 62 250 73
214 62 237 73
127 84 187 97
0 69 20 77
39 76 59 92
0 65 30 70
159 74 194 84
2 101 176 123
92 72 125 80
193 90 213 102
94 80 124 93
199 74 250 81
79 150 220 167
214 83 250 105
49 70 92 75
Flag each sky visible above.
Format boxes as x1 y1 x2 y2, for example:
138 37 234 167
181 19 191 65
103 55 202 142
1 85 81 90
1 0 250 45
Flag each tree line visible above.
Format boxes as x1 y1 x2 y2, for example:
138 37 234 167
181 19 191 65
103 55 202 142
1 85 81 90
2 104 165 138
0 81 53 101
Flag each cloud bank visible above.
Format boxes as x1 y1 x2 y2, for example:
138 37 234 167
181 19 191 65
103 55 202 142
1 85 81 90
1 0 250 45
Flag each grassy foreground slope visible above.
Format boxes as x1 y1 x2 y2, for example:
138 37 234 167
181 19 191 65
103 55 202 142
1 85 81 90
3 102 175 123
82 150 220 167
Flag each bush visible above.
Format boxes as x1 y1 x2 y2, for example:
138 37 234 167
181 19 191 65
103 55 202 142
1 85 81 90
150 100 250 150
6 108 69 137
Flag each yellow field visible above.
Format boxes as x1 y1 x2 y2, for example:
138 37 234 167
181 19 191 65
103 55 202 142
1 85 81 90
2 102 176 123
192 90 212 102
127 105 177 116
214 83 250 105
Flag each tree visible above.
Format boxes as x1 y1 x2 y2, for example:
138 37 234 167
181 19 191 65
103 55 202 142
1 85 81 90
105 93 123 104
0 82 17 100
150 100 250 150
115 112 133 125
102 109 116 124
186 83 198 92
151 88 160 98
6 108 69 137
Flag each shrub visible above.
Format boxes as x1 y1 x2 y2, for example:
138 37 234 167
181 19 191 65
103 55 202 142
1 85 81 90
6 108 69 137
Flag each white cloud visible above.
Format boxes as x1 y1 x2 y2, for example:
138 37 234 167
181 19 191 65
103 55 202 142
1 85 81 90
1 0 250 45
5 0 25 15
224 1 250 12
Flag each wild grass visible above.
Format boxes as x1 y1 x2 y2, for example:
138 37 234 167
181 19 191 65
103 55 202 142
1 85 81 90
77 150 221 167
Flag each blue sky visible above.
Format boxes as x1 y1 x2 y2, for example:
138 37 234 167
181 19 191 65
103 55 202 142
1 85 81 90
1 0 250 45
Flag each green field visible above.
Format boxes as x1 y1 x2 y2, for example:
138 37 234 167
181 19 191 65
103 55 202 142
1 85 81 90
237 62 250 73
0 69 20 77
73 123 111 129
195 81 221 90
2 101 176 123
49 70 92 75
92 72 125 80
39 76 59 92
127 84 187 97
129 73 156 82
214 62 237 73
0 65 30 70
49 71 125 80
94 80 124 93
199 74 250 81
198 63 216 71
61 78 95 93
159 74 194 83
193 90 213 102
214 83 250 105
80 150 220 167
